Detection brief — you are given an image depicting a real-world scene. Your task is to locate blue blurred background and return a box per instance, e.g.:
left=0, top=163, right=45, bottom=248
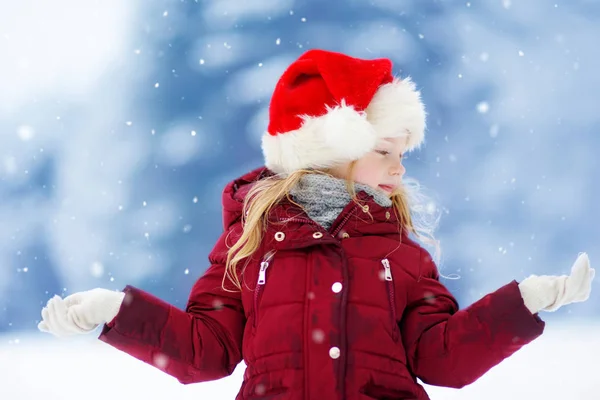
left=1, top=0, right=598, bottom=335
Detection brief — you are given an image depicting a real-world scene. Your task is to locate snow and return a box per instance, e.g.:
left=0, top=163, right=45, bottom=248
left=1, top=323, right=597, bottom=399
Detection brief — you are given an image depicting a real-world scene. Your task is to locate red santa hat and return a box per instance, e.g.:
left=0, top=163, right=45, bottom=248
left=261, top=49, right=426, bottom=174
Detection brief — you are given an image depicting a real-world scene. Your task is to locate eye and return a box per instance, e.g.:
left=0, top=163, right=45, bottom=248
left=375, top=150, right=389, bottom=156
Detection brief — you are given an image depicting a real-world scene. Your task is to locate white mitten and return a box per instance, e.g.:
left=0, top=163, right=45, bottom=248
left=519, top=253, right=595, bottom=314
left=38, top=288, right=125, bottom=337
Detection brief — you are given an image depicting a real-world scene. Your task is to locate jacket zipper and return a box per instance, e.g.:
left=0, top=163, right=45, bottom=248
left=381, top=258, right=399, bottom=341
left=253, top=250, right=275, bottom=329
left=331, top=205, right=358, bottom=237
left=277, top=206, right=358, bottom=400
left=277, top=216, right=319, bottom=226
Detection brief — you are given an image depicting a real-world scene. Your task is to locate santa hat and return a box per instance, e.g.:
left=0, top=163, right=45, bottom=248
left=261, top=49, right=426, bottom=174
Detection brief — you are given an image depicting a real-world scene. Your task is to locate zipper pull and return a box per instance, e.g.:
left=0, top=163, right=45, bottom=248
left=381, top=259, right=392, bottom=281
left=257, top=261, right=268, bottom=285
left=257, top=250, right=275, bottom=285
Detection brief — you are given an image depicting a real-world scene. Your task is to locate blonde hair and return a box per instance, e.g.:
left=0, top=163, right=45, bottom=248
left=222, top=164, right=441, bottom=291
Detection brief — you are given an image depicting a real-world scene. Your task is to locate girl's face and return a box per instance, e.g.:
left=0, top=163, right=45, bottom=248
left=329, top=136, right=408, bottom=196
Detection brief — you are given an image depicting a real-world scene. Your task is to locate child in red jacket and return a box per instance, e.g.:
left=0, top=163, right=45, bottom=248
left=39, top=49, right=594, bottom=400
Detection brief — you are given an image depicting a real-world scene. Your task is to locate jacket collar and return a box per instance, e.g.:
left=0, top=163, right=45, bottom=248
left=265, top=191, right=403, bottom=251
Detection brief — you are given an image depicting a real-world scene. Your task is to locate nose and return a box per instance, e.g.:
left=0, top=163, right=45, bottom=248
left=389, top=160, right=405, bottom=177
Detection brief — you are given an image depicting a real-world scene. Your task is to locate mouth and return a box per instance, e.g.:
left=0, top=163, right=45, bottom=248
left=378, top=184, right=397, bottom=193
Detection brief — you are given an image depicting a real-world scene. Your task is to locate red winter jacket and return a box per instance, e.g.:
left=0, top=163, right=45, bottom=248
left=99, top=167, right=545, bottom=400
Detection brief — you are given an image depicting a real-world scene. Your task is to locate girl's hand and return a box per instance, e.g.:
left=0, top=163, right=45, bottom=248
left=38, top=288, right=125, bottom=337
left=519, top=253, right=595, bottom=314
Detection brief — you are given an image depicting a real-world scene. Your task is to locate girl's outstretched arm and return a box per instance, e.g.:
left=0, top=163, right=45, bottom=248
left=400, top=248, right=545, bottom=389
left=99, top=228, right=245, bottom=384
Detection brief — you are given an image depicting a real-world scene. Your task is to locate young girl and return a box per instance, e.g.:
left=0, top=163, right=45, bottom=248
left=39, top=49, right=594, bottom=400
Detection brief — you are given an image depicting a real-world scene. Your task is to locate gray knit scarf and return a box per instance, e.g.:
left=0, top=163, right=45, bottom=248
left=289, top=174, right=392, bottom=230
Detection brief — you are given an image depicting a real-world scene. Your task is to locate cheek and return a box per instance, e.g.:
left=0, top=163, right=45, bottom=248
left=352, top=160, right=382, bottom=187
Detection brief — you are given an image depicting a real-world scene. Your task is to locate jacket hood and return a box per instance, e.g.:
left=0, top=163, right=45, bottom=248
left=221, top=166, right=273, bottom=230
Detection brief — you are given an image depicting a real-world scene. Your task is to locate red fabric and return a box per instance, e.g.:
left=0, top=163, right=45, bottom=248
left=99, top=167, right=545, bottom=400
left=267, top=49, right=394, bottom=135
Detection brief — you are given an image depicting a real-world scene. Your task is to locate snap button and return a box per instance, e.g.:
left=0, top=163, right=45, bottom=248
left=341, top=232, right=350, bottom=239
left=331, top=282, right=343, bottom=293
left=362, top=205, right=369, bottom=213
left=385, top=211, right=391, bottom=219
left=329, top=346, right=340, bottom=359
left=312, top=232, right=323, bottom=239
left=274, top=232, right=285, bottom=241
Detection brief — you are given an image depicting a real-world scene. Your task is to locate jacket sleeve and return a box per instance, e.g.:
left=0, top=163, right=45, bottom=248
left=400, top=248, right=545, bottom=389
left=98, top=227, right=245, bottom=384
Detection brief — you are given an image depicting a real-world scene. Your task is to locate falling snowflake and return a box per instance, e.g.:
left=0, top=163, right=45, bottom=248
left=17, top=125, right=34, bottom=141
left=312, top=329, right=325, bottom=344
left=153, top=353, right=169, bottom=370
left=91, top=262, right=104, bottom=278
left=255, top=384, right=266, bottom=396
left=212, top=299, right=224, bottom=310
left=477, top=102, right=490, bottom=113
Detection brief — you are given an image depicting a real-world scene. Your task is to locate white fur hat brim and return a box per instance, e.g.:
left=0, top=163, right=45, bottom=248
left=262, top=77, right=426, bottom=174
